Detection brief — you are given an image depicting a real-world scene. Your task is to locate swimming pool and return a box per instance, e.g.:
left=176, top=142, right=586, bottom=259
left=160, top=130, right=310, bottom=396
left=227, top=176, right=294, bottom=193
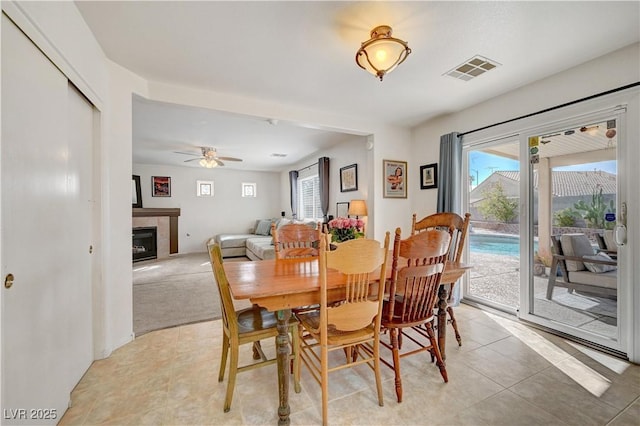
left=469, top=233, right=538, bottom=257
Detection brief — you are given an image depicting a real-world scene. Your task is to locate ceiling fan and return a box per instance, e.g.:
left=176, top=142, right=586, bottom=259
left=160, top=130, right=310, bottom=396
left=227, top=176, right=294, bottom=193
left=176, top=147, right=243, bottom=168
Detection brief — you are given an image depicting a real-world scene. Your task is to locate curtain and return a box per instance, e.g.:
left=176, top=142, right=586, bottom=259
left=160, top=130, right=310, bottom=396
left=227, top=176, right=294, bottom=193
left=289, top=170, right=298, bottom=218
left=436, top=132, right=463, bottom=306
left=437, top=132, right=462, bottom=214
left=318, top=157, right=330, bottom=222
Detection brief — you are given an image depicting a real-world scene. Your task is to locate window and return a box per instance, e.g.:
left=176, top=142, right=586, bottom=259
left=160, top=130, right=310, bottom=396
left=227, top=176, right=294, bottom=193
left=298, top=174, right=322, bottom=220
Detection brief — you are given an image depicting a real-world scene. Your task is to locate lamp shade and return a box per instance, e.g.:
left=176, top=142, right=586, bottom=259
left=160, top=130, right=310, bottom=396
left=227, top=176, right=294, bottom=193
left=356, top=25, right=411, bottom=81
left=348, top=200, right=368, bottom=217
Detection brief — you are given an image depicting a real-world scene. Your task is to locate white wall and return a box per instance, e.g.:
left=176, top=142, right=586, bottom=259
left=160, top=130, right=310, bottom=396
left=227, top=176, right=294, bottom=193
left=134, top=163, right=281, bottom=253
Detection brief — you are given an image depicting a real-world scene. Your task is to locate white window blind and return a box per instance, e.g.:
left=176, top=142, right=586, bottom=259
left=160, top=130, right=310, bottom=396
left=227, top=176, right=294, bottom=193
left=298, top=165, right=322, bottom=220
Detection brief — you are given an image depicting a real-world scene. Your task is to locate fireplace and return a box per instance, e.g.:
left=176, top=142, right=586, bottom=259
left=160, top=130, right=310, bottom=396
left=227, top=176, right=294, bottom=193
left=132, top=227, right=157, bottom=262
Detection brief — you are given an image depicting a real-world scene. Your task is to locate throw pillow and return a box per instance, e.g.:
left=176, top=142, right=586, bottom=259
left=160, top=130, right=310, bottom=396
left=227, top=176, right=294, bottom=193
left=255, top=219, right=272, bottom=236
left=583, top=252, right=617, bottom=273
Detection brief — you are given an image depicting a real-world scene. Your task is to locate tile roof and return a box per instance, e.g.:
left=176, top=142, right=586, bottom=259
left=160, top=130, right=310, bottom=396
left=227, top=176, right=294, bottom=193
left=493, top=170, right=616, bottom=196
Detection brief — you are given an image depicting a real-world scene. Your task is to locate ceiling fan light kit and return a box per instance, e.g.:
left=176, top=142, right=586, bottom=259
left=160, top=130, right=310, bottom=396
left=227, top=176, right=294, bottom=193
left=355, top=25, right=411, bottom=81
left=178, top=147, right=243, bottom=168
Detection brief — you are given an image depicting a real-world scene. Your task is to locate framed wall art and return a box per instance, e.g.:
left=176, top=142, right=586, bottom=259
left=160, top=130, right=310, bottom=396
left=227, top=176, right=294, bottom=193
left=336, top=202, right=349, bottom=218
left=132, top=175, right=143, bottom=208
left=383, top=160, right=407, bottom=198
left=242, top=182, right=257, bottom=197
left=197, top=180, right=214, bottom=197
left=152, top=176, right=171, bottom=197
left=420, top=163, right=438, bottom=190
left=339, top=163, right=358, bottom=192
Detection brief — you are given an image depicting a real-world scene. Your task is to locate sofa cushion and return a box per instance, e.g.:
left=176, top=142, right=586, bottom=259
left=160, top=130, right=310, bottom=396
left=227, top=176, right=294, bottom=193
left=560, top=234, right=595, bottom=271
left=255, top=219, right=273, bottom=236
left=583, top=253, right=617, bottom=273
left=246, top=236, right=275, bottom=260
left=215, top=233, right=256, bottom=249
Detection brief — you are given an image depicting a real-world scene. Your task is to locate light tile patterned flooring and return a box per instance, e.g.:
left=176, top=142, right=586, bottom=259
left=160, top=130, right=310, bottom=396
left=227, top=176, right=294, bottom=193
left=60, top=304, right=639, bottom=425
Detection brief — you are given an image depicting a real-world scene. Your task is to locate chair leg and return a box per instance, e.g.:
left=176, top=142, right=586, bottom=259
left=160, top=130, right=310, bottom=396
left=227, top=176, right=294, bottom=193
left=389, top=328, right=403, bottom=403
left=373, top=337, right=384, bottom=407
left=291, top=325, right=301, bottom=393
left=425, top=322, right=448, bottom=383
left=447, top=306, right=462, bottom=346
left=321, top=342, right=329, bottom=426
left=219, top=333, right=229, bottom=382
left=223, top=341, right=240, bottom=412
left=252, top=341, right=262, bottom=360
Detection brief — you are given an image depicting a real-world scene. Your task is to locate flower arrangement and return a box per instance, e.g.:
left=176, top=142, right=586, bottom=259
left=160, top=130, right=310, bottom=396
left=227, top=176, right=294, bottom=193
left=328, top=217, right=364, bottom=243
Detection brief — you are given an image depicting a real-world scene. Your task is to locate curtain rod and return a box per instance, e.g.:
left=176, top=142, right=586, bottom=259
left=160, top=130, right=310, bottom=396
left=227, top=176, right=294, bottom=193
left=460, top=82, right=639, bottom=137
left=297, top=162, right=318, bottom=173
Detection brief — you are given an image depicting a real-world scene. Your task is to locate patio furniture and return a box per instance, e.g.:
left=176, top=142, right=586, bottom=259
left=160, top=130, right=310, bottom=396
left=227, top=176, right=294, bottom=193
left=595, top=229, right=618, bottom=260
left=546, top=234, right=617, bottom=300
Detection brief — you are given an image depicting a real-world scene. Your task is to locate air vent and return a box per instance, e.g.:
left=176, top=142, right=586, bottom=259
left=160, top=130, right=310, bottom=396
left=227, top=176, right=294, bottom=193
left=444, top=55, right=500, bottom=81
left=270, top=153, right=287, bottom=158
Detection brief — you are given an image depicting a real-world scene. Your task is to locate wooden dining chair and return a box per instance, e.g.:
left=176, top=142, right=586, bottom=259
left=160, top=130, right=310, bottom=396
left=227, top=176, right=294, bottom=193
left=411, top=212, right=471, bottom=346
left=381, top=227, right=451, bottom=403
left=272, top=222, right=321, bottom=259
left=208, top=243, right=301, bottom=412
left=296, top=233, right=390, bottom=426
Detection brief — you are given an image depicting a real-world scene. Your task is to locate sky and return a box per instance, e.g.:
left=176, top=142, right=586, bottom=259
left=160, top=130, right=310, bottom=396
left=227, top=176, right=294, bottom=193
left=468, top=151, right=617, bottom=187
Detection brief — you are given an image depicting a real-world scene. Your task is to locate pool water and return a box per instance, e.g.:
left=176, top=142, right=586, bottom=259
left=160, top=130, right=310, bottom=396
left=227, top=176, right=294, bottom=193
left=469, top=233, right=538, bottom=257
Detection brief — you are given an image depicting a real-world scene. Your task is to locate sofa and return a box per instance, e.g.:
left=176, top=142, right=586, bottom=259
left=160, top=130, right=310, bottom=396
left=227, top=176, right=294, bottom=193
left=209, top=218, right=320, bottom=261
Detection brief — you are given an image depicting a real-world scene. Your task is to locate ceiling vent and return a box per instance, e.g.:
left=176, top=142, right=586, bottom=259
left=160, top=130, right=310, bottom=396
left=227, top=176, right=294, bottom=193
left=444, top=55, right=500, bottom=81
left=270, top=153, right=287, bottom=158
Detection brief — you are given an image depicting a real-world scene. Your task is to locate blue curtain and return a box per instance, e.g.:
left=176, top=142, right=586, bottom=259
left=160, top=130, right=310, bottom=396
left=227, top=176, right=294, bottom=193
left=318, top=157, right=330, bottom=222
left=437, top=132, right=463, bottom=306
left=289, top=170, right=298, bottom=218
left=437, top=132, right=462, bottom=214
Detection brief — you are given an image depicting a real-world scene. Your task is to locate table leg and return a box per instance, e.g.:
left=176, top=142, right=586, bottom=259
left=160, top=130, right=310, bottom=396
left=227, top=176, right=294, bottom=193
left=437, top=284, right=448, bottom=361
left=276, top=309, right=291, bottom=426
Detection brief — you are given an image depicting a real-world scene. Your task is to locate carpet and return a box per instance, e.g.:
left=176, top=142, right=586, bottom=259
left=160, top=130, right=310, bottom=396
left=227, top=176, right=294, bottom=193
left=133, top=252, right=225, bottom=336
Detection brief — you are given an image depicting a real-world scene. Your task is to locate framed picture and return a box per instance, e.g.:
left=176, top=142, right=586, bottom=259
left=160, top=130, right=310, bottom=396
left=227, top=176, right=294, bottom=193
left=132, top=175, right=142, bottom=208
left=242, top=182, right=257, bottom=197
left=420, top=163, right=438, bottom=189
left=336, top=202, right=349, bottom=218
left=383, top=160, right=407, bottom=198
left=197, top=180, right=214, bottom=197
left=339, top=163, right=358, bottom=192
left=152, top=176, right=171, bottom=197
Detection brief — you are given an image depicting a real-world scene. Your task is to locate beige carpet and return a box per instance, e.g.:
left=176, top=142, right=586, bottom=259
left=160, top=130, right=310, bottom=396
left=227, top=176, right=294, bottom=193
left=132, top=252, right=234, bottom=336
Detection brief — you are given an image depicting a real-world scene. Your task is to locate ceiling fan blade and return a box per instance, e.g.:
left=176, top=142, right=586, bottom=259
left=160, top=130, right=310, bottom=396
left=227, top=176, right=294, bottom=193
left=174, top=151, right=200, bottom=157
left=216, top=156, right=243, bottom=162
left=214, top=158, right=225, bottom=167
left=184, top=158, right=201, bottom=162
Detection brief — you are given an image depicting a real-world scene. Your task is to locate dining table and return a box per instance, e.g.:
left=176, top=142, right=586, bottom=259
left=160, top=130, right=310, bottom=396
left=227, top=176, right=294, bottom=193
left=224, top=255, right=471, bottom=425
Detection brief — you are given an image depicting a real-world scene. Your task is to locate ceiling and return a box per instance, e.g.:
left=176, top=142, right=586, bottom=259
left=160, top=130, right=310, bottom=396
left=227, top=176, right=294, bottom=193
left=75, top=1, right=640, bottom=171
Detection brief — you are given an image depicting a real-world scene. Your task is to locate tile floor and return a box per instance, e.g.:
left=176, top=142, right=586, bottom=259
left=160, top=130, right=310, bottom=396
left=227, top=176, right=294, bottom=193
left=59, top=304, right=639, bottom=425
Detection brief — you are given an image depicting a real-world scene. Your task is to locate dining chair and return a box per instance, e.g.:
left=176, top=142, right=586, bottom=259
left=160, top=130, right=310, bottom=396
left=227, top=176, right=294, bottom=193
left=411, top=212, right=471, bottom=346
left=208, top=243, right=301, bottom=412
left=381, top=227, right=451, bottom=403
left=272, top=222, right=321, bottom=259
left=296, top=233, right=390, bottom=426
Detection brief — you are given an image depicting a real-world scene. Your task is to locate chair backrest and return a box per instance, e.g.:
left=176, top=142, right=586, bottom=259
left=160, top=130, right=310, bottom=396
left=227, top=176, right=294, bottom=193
left=319, top=233, right=390, bottom=334
left=272, top=222, right=321, bottom=259
left=411, top=212, right=471, bottom=263
left=208, top=243, right=238, bottom=335
left=385, top=227, right=451, bottom=326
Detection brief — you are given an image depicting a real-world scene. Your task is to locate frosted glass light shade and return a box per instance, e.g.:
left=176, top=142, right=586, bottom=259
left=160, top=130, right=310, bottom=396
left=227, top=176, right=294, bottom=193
left=356, top=25, right=411, bottom=81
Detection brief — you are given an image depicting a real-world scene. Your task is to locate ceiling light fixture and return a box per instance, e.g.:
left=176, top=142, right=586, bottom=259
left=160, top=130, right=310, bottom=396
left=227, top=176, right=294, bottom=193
left=199, top=158, right=218, bottom=168
left=355, top=25, right=411, bottom=81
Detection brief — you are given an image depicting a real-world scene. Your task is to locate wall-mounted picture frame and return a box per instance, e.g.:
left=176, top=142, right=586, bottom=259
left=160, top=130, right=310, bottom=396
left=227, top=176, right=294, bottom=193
left=420, top=163, right=438, bottom=190
left=152, top=176, right=171, bottom=197
left=132, top=175, right=143, bottom=208
left=340, top=163, right=358, bottom=192
left=336, top=202, right=350, bottom=218
left=197, top=180, right=214, bottom=197
left=383, top=159, right=407, bottom=198
left=242, top=182, right=257, bottom=197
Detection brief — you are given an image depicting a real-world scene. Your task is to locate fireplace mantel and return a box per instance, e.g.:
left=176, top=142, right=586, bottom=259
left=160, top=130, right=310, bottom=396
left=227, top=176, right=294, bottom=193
left=132, top=208, right=181, bottom=256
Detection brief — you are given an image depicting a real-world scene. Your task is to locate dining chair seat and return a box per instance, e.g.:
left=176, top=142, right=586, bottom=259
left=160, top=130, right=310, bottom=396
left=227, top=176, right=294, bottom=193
left=235, top=306, right=298, bottom=335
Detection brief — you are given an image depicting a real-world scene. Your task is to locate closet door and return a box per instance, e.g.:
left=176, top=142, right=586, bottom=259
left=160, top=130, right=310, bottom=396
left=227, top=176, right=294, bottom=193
left=1, top=14, right=94, bottom=423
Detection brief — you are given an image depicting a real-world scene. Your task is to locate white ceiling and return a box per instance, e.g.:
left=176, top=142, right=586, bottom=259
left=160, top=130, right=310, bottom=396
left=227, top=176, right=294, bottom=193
left=75, top=1, right=640, bottom=171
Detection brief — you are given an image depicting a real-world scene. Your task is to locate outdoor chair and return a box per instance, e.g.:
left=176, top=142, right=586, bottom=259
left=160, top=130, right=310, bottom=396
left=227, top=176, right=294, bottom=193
left=411, top=212, right=471, bottom=346
left=208, top=243, right=301, bottom=412
left=595, top=229, right=618, bottom=260
left=378, top=227, right=450, bottom=403
left=546, top=234, right=617, bottom=300
left=296, top=233, right=390, bottom=426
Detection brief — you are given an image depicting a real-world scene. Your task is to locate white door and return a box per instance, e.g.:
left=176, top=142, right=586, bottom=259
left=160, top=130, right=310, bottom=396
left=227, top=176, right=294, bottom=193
left=1, top=14, right=94, bottom=424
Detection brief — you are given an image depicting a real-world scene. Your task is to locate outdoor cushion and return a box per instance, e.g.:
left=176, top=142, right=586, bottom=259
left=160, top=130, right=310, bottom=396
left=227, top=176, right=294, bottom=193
left=567, top=269, right=617, bottom=289
left=583, top=252, right=617, bottom=273
left=603, top=230, right=618, bottom=253
left=560, top=234, right=595, bottom=271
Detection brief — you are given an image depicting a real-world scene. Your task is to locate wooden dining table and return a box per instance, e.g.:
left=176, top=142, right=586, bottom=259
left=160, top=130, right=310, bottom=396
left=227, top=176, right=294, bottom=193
left=224, top=256, right=471, bottom=425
